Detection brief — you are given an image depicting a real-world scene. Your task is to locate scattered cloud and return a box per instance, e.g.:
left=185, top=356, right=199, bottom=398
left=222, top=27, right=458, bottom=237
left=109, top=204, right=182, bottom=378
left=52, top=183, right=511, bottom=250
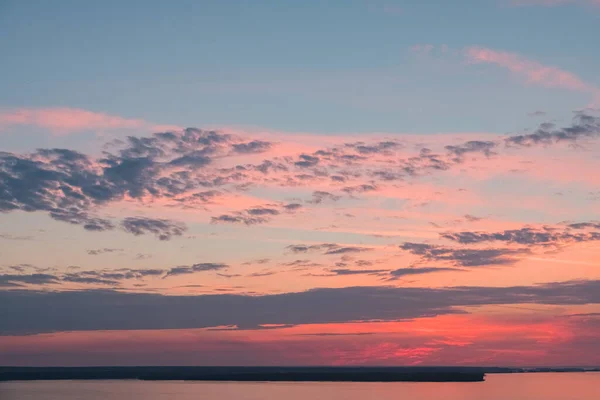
left=211, top=203, right=302, bottom=225
left=121, top=217, right=187, bottom=241
left=286, top=243, right=373, bottom=256
left=442, top=225, right=600, bottom=246
left=309, top=191, right=341, bottom=204
left=328, top=268, right=390, bottom=276
left=389, top=267, right=463, bottom=278
left=242, top=258, right=271, bottom=266
left=400, top=242, right=529, bottom=267
left=86, top=248, right=123, bottom=256
left=0, top=273, right=58, bottom=287
left=164, top=263, right=229, bottom=278
left=231, top=140, right=272, bottom=154
left=247, top=270, right=278, bottom=277
left=0, top=114, right=599, bottom=240
left=505, top=112, right=600, bottom=146
left=445, top=141, right=497, bottom=160
left=0, top=262, right=226, bottom=288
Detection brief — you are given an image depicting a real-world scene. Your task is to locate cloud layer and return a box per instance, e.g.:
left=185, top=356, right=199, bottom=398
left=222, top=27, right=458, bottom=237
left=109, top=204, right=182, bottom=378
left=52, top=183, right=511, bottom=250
left=1, top=113, right=599, bottom=242
left=1, top=280, right=598, bottom=334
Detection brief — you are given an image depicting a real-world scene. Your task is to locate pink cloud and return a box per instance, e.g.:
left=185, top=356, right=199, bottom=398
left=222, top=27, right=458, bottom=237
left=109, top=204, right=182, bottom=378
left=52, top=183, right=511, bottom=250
left=1, top=313, right=598, bottom=366
left=0, top=107, right=178, bottom=135
left=465, top=47, right=600, bottom=103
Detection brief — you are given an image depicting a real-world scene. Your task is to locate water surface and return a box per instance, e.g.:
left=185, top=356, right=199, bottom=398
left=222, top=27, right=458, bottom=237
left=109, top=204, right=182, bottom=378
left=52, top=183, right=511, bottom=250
left=0, top=372, right=598, bottom=400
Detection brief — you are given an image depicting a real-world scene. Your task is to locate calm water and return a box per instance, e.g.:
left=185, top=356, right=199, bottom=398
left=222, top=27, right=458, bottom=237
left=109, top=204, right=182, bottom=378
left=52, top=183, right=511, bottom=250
left=0, top=372, right=598, bottom=400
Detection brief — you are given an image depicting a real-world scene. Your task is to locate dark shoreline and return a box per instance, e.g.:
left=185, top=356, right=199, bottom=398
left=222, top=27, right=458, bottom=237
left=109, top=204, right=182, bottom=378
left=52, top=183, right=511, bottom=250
left=0, top=367, right=487, bottom=382
left=2, top=366, right=598, bottom=383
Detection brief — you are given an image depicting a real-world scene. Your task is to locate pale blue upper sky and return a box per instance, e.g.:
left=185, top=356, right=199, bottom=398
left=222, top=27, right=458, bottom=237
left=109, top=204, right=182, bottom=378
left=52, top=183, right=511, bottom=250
left=1, top=0, right=599, bottom=142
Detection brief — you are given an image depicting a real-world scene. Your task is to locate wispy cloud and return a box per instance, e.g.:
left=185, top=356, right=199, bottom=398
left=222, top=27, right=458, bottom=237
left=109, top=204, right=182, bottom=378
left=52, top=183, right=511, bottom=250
left=0, top=107, right=177, bottom=135
left=464, top=47, right=600, bottom=104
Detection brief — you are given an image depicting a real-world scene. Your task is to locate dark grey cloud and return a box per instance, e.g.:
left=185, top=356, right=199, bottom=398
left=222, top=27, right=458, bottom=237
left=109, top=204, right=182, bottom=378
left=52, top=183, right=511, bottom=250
left=309, top=191, right=341, bottom=204
left=171, top=190, right=222, bottom=206
left=370, top=170, right=404, bottom=181
left=164, top=263, right=228, bottom=278
left=400, top=242, right=529, bottom=267
left=294, top=154, right=320, bottom=168
left=389, top=267, right=462, bottom=278
left=283, top=203, right=303, bottom=212
left=242, top=258, right=271, bottom=266
left=342, top=184, right=378, bottom=195
left=62, top=268, right=165, bottom=285
left=326, top=246, right=372, bottom=255
left=86, top=248, right=123, bottom=256
left=49, top=210, right=115, bottom=232
left=133, top=269, right=164, bottom=277
left=247, top=271, right=277, bottom=277
left=0, top=281, right=22, bottom=288
left=207, top=323, right=295, bottom=332
left=330, top=175, right=346, bottom=182
left=252, top=160, right=288, bottom=175
left=329, top=269, right=389, bottom=276
left=1, top=267, right=167, bottom=288
left=286, top=243, right=372, bottom=255
left=346, top=140, right=402, bottom=155
left=121, top=217, right=187, bottom=241
left=246, top=207, right=280, bottom=216
left=0, top=274, right=58, bottom=287
left=61, top=274, right=118, bottom=286
left=211, top=203, right=301, bottom=225
left=7, top=265, right=28, bottom=273
left=211, top=213, right=268, bottom=225
left=1, top=280, right=598, bottom=334
left=231, top=140, right=272, bottom=154
left=0, top=129, right=271, bottom=237
left=505, top=112, right=600, bottom=147
left=445, top=140, right=497, bottom=159
left=568, top=222, right=600, bottom=230
left=441, top=226, right=600, bottom=246
left=279, top=259, right=323, bottom=268
left=403, top=148, right=451, bottom=176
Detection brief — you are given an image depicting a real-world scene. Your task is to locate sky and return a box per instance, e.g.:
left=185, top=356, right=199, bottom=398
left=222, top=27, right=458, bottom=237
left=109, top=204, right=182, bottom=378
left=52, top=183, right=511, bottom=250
left=0, top=0, right=599, bottom=367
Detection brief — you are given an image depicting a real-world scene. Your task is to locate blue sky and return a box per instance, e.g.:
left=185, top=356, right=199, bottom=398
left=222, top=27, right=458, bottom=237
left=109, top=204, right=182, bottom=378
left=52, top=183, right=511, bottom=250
left=2, top=0, right=599, bottom=139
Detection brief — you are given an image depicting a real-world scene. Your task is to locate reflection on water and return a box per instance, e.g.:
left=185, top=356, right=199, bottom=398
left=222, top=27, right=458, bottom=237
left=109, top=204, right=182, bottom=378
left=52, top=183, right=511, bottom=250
left=0, top=372, right=598, bottom=400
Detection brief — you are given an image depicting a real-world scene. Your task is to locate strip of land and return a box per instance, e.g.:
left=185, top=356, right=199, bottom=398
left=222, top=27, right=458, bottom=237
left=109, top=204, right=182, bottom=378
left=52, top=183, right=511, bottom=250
left=2, top=366, right=597, bottom=382
left=0, top=366, right=489, bottom=382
